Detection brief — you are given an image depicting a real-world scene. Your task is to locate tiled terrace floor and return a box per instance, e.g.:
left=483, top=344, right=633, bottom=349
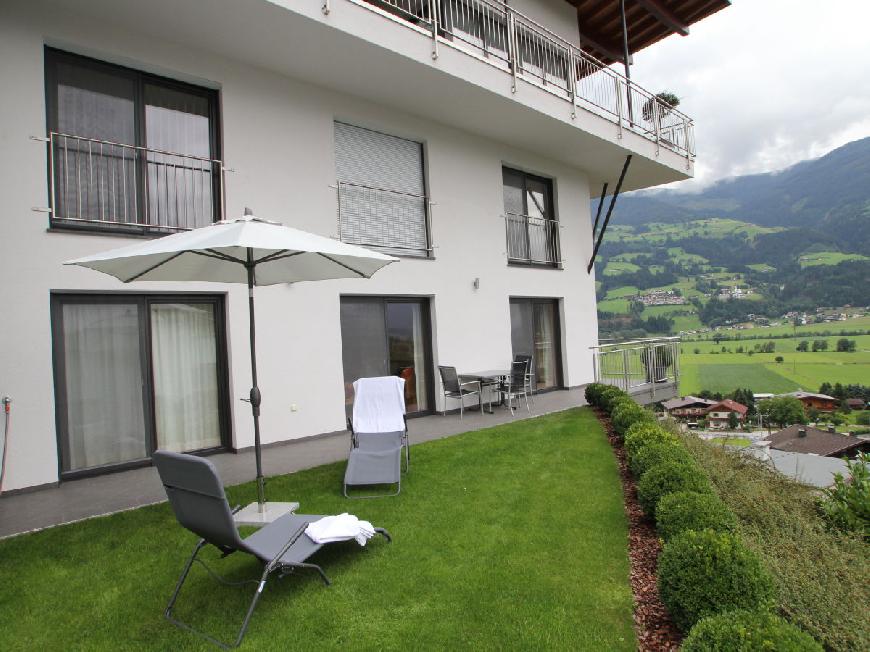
left=0, top=388, right=586, bottom=538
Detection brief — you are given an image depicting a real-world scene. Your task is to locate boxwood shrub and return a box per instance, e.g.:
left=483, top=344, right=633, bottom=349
left=637, top=459, right=711, bottom=518
left=623, top=423, right=676, bottom=463
left=629, top=439, right=692, bottom=478
left=658, top=530, right=775, bottom=632
left=584, top=383, right=607, bottom=406
left=656, top=490, right=736, bottom=541
left=599, top=386, right=630, bottom=413
left=683, top=609, right=822, bottom=652
left=611, top=401, right=655, bottom=436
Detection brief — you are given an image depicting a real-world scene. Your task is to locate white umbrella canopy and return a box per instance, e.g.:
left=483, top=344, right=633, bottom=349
left=65, top=212, right=397, bottom=284
left=65, top=210, right=398, bottom=523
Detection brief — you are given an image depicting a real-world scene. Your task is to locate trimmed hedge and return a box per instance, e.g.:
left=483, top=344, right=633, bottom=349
left=656, top=490, right=736, bottom=541
left=629, top=439, right=692, bottom=478
left=611, top=401, right=655, bottom=436
left=584, top=383, right=607, bottom=406
left=599, top=386, right=630, bottom=412
left=683, top=609, right=823, bottom=651
left=624, top=423, right=676, bottom=462
left=658, top=530, right=775, bottom=632
left=637, top=460, right=711, bottom=518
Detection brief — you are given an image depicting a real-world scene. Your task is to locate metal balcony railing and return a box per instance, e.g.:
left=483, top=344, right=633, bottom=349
left=345, top=0, right=695, bottom=161
left=46, top=132, right=225, bottom=232
left=592, top=337, right=681, bottom=401
left=504, top=213, right=561, bottom=266
left=335, top=180, right=433, bottom=257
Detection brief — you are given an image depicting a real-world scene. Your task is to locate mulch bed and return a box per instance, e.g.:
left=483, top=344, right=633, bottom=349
left=594, top=408, right=682, bottom=651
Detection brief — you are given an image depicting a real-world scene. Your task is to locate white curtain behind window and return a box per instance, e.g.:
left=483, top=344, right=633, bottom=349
left=411, top=304, right=428, bottom=411
left=62, top=303, right=147, bottom=471
left=150, top=303, right=220, bottom=452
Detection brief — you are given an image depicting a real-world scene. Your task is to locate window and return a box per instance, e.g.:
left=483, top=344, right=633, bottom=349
left=45, top=48, right=221, bottom=233
left=510, top=298, right=562, bottom=391
left=334, top=122, right=431, bottom=257
left=502, top=167, right=560, bottom=266
left=339, top=297, right=433, bottom=415
left=51, top=294, right=229, bottom=477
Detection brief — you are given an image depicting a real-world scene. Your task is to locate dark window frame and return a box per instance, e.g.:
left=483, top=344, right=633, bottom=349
left=502, top=166, right=561, bottom=268
left=339, top=295, right=435, bottom=418
left=50, top=292, right=232, bottom=481
left=44, top=47, right=222, bottom=235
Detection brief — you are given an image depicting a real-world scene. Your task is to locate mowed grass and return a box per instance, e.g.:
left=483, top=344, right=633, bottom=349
left=0, top=409, right=635, bottom=651
left=798, top=251, right=869, bottom=267
left=679, top=348, right=870, bottom=394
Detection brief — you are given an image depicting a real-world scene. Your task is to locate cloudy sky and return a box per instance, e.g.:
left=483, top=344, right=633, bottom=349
left=629, top=0, right=870, bottom=191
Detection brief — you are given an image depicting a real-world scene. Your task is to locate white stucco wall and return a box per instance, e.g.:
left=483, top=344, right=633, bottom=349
left=0, top=0, right=600, bottom=492
left=510, top=0, right=582, bottom=48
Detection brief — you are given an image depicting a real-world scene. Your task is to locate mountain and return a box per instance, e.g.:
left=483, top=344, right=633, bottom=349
left=613, top=137, right=870, bottom=252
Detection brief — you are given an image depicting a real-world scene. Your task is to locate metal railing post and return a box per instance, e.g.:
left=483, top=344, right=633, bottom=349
left=684, top=117, right=692, bottom=167
left=653, top=98, right=661, bottom=156
left=508, top=9, right=517, bottom=92
left=614, top=76, right=624, bottom=139
left=48, top=133, right=57, bottom=220
left=622, top=349, right=629, bottom=391
left=568, top=50, right=577, bottom=119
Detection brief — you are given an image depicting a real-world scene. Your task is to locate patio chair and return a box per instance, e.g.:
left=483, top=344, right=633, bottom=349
left=153, top=450, right=391, bottom=649
left=438, top=365, right=482, bottom=418
left=344, top=376, right=408, bottom=498
left=513, top=354, right=535, bottom=402
left=500, top=359, right=531, bottom=415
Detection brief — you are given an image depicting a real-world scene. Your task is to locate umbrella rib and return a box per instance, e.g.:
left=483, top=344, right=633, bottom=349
left=201, top=249, right=246, bottom=265
left=318, top=253, right=367, bottom=277
left=124, top=251, right=186, bottom=282
left=253, top=250, right=300, bottom=265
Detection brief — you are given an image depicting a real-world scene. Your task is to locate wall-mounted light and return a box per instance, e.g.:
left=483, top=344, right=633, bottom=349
left=472, top=277, right=480, bottom=290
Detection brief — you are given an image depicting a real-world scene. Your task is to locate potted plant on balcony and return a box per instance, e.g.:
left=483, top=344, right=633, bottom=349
left=642, top=91, right=680, bottom=123
left=642, top=345, right=674, bottom=383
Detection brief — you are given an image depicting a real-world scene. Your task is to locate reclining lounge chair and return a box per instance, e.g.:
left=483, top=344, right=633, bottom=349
left=153, top=450, right=391, bottom=648
left=344, top=376, right=408, bottom=498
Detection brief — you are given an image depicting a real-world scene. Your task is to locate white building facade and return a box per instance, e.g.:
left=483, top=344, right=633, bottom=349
left=0, top=0, right=699, bottom=492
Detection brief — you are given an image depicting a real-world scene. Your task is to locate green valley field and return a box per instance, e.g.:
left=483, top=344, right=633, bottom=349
left=678, top=334, right=870, bottom=394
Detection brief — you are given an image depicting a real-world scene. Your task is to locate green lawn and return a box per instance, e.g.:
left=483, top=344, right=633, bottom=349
left=679, top=347, right=870, bottom=395
left=603, top=261, right=640, bottom=276
left=0, top=409, right=635, bottom=651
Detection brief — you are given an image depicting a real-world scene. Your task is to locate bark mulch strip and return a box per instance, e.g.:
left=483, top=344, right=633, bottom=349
left=595, top=408, right=682, bottom=652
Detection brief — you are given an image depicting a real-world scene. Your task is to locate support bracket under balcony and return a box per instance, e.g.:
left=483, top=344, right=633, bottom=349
left=587, top=155, right=632, bottom=274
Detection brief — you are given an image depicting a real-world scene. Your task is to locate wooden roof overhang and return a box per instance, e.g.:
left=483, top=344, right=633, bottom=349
left=565, top=0, right=731, bottom=64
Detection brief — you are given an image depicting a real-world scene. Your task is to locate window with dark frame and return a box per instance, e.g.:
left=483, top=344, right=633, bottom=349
left=44, top=48, right=221, bottom=234
left=50, top=294, right=231, bottom=478
left=502, top=167, right=560, bottom=266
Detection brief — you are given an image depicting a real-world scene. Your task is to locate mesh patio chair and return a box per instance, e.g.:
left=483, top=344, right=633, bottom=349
left=500, top=359, right=531, bottom=415
left=438, top=365, right=482, bottom=418
left=153, top=450, right=391, bottom=649
left=344, top=376, right=408, bottom=498
left=513, top=354, right=535, bottom=402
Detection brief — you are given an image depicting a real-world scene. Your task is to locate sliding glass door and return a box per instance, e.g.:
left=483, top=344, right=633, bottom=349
left=52, top=294, right=228, bottom=477
left=509, top=298, right=562, bottom=391
left=340, top=297, right=433, bottom=415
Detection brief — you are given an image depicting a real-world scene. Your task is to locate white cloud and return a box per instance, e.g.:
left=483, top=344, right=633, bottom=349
left=626, top=0, right=870, bottom=191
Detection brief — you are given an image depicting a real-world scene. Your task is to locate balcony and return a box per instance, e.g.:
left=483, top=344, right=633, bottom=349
left=504, top=213, right=561, bottom=266
left=44, top=132, right=225, bottom=234
left=591, top=337, right=681, bottom=404
left=347, top=0, right=695, bottom=160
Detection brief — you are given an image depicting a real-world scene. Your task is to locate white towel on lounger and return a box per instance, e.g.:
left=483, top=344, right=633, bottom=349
left=305, top=513, right=376, bottom=546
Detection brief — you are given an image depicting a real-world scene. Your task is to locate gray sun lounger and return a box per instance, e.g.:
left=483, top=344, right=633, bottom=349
left=153, top=450, right=391, bottom=649
left=344, top=376, right=409, bottom=498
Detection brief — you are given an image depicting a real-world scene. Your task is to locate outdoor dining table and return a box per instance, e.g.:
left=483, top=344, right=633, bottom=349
left=459, top=369, right=510, bottom=414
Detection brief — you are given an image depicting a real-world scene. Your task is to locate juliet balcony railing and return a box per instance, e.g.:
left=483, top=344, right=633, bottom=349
left=44, top=132, right=225, bottom=233
left=504, top=213, right=561, bottom=266
left=592, top=337, right=681, bottom=403
left=337, top=0, right=695, bottom=161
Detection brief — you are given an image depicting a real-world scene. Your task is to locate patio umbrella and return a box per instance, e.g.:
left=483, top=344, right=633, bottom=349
left=65, top=209, right=397, bottom=523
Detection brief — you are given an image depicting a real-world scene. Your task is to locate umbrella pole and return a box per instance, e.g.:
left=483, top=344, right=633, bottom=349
left=246, top=250, right=266, bottom=509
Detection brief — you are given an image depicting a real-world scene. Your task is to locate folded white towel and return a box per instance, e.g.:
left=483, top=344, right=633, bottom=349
left=305, top=513, right=376, bottom=546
